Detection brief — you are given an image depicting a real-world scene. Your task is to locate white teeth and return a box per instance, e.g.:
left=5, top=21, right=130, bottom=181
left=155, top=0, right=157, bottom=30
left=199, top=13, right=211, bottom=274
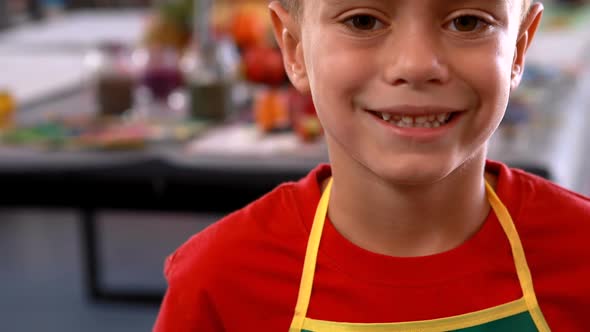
left=402, top=116, right=413, bottom=124
left=415, top=116, right=428, bottom=124
left=377, top=112, right=454, bottom=128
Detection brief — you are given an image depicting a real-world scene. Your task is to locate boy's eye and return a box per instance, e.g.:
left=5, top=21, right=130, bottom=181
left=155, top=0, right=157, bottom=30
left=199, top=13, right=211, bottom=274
left=344, top=15, right=385, bottom=31
left=450, top=15, right=487, bottom=32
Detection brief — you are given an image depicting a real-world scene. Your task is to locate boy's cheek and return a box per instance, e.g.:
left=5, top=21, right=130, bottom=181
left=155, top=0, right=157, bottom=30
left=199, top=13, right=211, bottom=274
left=465, top=59, right=512, bottom=132
left=306, top=41, right=376, bottom=100
left=457, top=40, right=514, bottom=91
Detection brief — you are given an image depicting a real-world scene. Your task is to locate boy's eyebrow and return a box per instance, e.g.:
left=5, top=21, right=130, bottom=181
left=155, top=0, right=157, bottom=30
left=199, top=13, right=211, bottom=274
left=454, top=0, right=514, bottom=9
left=321, top=0, right=356, bottom=6
left=320, top=0, right=515, bottom=9
left=318, top=0, right=518, bottom=20
left=428, top=0, right=516, bottom=13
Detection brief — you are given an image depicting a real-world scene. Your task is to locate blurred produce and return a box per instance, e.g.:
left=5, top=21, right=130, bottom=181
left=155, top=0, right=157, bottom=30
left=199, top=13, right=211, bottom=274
left=144, top=0, right=283, bottom=81
left=138, top=47, right=185, bottom=101
left=253, top=87, right=322, bottom=141
left=0, top=90, right=16, bottom=131
left=143, top=1, right=193, bottom=52
left=229, top=4, right=269, bottom=50
left=254, top=88, right=289, bottom=132
left=288, top=90, right=323, bottom=142
left=0, top=114, right=207, bottom=151
left=242, top=46, right=286, bottom=85
left=92, top=0, right=320, bottom=143
left=142, top=0, right=271, bottom=52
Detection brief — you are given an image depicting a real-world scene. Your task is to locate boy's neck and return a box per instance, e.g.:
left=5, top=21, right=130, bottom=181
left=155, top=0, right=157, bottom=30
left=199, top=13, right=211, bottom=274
left=324, top=149, right=494, bottom=258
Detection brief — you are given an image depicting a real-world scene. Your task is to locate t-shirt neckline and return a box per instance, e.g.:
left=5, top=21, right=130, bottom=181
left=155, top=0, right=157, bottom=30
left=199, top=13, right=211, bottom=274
left=296, top=161, right=521, bottom=286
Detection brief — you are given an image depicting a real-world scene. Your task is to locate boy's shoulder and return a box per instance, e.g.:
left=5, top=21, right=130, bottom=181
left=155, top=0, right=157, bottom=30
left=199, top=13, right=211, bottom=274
left=492, top=159, right=590, bottom=267
left=494, top=159, right=590, bottom=233
left=502, top=161, right=590, bottom=221
left=494, top=163, right=590, bottom=320
left=163, top=164, right=329, bottom=284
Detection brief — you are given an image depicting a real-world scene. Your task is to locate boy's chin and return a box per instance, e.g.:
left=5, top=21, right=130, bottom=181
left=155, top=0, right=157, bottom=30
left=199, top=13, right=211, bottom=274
left=368, top=159, right=459, bottom=187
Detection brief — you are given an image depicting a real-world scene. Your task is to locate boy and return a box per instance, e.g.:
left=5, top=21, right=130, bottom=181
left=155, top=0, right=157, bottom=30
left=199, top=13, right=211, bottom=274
left=154, top=0, right=590, bottom=331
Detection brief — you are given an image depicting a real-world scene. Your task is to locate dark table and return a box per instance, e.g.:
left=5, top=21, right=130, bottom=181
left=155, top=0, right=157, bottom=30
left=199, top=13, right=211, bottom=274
left=1, top=87, right=329, bottom=303
left=0, top=140, right=329, bottom=303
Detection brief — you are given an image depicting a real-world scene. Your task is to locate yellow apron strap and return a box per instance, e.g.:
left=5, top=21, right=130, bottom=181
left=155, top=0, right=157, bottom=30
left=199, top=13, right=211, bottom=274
left=290, top=178, right=549, bottom=332
left=289, top=178, right=334, bottom=331
left=485, top=181, right=551, bottom=332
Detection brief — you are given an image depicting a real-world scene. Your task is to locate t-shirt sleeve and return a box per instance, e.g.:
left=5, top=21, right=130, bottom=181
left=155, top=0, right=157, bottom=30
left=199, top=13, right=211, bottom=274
left=152, top=250, right=224, bottom=332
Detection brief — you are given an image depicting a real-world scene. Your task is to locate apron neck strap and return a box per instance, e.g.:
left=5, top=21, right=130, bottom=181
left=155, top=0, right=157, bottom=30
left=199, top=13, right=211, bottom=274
left=290, top=177, right=333, bottom=331
left=484, top=181, right=550, bottom=330
left=290, top=177, right=550, bottom=331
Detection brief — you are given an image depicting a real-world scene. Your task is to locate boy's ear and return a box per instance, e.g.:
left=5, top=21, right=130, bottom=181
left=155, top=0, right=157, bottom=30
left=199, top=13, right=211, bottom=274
left=268, top=1, right=310, bottom=93
left=511, top=3, right=544, bottom=91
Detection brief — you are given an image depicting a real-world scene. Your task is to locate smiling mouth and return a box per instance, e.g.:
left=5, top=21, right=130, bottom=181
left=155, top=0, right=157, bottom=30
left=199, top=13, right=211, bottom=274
left=367, top=110, right=460, bottom=128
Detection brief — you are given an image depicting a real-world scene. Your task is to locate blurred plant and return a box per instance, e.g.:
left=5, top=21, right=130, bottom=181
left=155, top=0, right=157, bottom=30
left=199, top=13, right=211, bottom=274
left=143, top=0, right=194, bottom=52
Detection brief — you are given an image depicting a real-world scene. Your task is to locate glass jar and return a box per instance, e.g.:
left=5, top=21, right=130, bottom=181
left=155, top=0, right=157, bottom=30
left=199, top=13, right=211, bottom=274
left=85, top=42, right=136, bottom=117
left=182, top=37, right=239, bottom=122
left=180, top=0, right=240, bottom=122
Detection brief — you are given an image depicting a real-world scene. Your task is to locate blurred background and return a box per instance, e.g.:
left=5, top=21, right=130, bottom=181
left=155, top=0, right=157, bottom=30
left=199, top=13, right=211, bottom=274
left=0, top=0, right=589, bottom=331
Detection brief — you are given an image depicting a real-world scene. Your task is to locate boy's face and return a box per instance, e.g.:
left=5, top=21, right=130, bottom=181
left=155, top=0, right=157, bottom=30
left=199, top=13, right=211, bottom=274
left=271, top=0, right=543, bottom=184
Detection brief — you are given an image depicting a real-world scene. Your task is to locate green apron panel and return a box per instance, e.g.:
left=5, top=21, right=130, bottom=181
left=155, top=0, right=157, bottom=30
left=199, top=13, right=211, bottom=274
left=455, top=311, right=538, bottom=332
left=301, top=311, right=537, bottom=332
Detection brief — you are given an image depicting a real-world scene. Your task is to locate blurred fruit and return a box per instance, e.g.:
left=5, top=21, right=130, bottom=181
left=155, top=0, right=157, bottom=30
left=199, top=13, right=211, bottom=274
left=287, top=89, right=323, bottom=142
left=288, top=89, right=317, bottom=115
left=294, top=115, right=323, bottom=142
left=0, top=90, right=15, bottom=130
left=230, top=7, right=268, bottom=49
left=243, top=47, right=286, bottom=85
left=211, top=2, right=235, bottom=35
left=254, top=88, right=289, bottom=132
left=142, top=13, right=191, bottom=52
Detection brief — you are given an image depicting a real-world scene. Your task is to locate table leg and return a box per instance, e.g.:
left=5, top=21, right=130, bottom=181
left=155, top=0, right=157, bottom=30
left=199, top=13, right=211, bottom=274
left=79, top=207, right=164, bottom=304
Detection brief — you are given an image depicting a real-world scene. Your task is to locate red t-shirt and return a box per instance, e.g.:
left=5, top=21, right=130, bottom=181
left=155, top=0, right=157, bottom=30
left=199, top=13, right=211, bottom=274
left=153, top=160, right=590, bottom=331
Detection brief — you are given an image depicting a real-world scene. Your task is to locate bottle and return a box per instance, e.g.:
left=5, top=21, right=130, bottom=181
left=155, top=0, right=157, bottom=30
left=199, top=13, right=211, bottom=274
left=182, top=0, right=238, bottom=122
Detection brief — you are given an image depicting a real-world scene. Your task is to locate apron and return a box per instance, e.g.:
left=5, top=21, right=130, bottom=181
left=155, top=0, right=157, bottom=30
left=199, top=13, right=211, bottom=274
left=289, top=178, right=551, bottom=332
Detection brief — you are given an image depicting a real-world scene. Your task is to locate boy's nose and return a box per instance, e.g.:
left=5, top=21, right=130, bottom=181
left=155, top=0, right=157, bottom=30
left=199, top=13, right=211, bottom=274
left=382, top=34, right=450, bottom=88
